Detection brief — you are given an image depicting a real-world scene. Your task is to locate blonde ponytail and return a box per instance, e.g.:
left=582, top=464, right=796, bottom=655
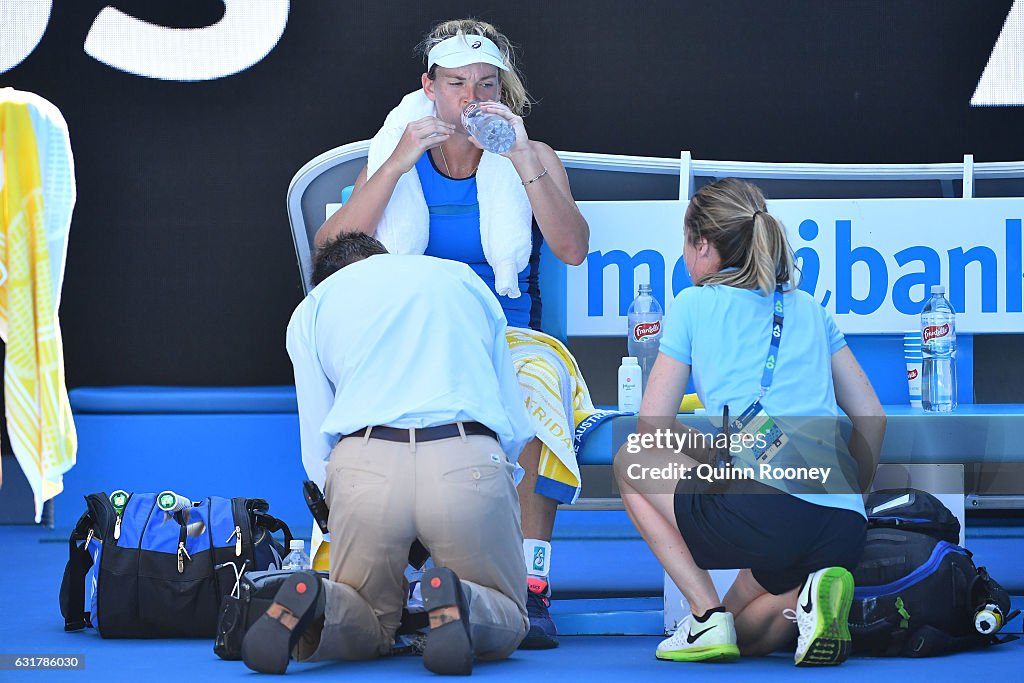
left=685, top=179, right=797, bottom=293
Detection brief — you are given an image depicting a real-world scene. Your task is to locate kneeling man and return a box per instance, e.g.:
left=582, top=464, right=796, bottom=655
left=243, top=232, right=532, bottom=675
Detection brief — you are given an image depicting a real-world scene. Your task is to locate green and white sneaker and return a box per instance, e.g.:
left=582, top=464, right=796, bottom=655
left=656, top=609, right=739, bottom=662
left=794, top=567, right=854, bottom=666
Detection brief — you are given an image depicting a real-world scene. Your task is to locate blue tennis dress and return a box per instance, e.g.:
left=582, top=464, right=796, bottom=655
left=415, top=152, right=542, bottom=329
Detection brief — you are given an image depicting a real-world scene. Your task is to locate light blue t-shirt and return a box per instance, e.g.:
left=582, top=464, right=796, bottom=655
left=660, top=283, right=865, bottom=517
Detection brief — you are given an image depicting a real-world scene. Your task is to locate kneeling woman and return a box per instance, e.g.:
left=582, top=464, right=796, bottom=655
left=614, top=179, right=885, bottom=666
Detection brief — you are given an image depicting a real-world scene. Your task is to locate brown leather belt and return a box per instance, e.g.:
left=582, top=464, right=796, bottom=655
left=344, top=422, right=496, bottom=444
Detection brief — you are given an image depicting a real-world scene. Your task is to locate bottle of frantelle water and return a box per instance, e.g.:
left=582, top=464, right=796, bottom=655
left=627, top=283, right=663, bottom=393
left=461, top=102, right=515, bottom=154
left=281, top=539, right=311, bottom=571
left=921, top=285, right=957, bottom=412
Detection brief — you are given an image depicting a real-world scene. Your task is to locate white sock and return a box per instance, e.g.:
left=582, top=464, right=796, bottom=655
left=523, top=539, right=551, bottom=577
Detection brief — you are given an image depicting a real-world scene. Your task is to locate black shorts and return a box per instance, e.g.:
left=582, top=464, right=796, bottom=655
left=673, top=477, right=867, bottom=595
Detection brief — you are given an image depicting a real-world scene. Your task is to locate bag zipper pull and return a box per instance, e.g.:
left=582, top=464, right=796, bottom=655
left=177, top=541, right=192, bottom=574
left=177, top=522, right=191, bottom=574
left=110, top=490, right=130, bottom=541
left=226, top=525, right=242, bottom=556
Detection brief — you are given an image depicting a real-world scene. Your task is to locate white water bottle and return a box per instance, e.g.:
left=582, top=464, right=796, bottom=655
left=921, top=285, right=957, bottom=412
left=627, top=283, right=663, bottom=392
left=461, top=102, right=515, bottom=154
left=281, top=539, right=311, bottom=571
left=618, top=357, right=643, bottom=413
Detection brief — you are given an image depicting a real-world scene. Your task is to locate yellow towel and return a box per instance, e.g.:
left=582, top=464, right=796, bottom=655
left=506, top=328, right=589, bottom=504
left=507, top=329, right=703, bottom=504
left=0, top=90, right=77, bottom=521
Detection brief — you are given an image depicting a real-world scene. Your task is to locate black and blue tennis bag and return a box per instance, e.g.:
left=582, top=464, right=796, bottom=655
left=849, top=488, right=1018, bottom=656
left=60, top=492, right=292, bottom=638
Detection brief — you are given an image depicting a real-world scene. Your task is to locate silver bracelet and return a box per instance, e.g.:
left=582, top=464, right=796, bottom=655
left=521, top=168, right=549, bottom=186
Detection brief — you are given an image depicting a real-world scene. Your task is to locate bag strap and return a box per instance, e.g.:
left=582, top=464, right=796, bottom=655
left=254, top=511, right=293, bottom=548
left=903, top=624, right=991, bottom=657
left=59, top=510, right=96, bottom=631
left=882, top=627, right=909, bottom=656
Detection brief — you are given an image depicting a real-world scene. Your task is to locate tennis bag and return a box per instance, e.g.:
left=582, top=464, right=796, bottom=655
left=849, top=488, right=1017, bottom=656
left=60, top=492, right=292, bottom=638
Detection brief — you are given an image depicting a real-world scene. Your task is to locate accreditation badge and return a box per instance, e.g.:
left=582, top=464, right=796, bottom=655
left=730, top=400, right=788, bottom=465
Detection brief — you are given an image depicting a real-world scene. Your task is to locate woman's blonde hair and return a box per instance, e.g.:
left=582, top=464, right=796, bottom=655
left=684, top=178, right=798, bottom=293
left=416, top=18, right=532, bottom=117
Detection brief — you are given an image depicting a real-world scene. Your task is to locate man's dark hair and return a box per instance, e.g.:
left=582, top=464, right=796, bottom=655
left=312, top=232, right=389, bottom=285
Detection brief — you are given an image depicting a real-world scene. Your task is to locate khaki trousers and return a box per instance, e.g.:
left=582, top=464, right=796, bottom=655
left=297, top=426, right=528, bottom=662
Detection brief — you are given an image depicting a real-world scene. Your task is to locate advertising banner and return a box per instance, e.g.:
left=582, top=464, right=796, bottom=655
left=572, top=198, right=1024, bottom=335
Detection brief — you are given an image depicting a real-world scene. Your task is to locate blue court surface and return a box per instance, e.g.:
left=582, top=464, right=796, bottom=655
left=4, top=524, right=1021, bottom=681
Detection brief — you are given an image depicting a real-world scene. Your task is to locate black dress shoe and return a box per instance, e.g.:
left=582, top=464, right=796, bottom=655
left=421, top=567, right=473, bottom=675
left=241, top=571, right=325, bottom=674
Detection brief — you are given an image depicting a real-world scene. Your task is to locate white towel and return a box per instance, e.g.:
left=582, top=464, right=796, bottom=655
left=366, top=90, right=533, bottom=297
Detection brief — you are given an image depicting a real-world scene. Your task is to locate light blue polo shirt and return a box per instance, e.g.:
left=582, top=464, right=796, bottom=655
left=660, top=283, right=865, bottom=517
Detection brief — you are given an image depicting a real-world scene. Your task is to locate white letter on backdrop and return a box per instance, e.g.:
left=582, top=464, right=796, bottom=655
left=83, top=0, right=290, bottom=82
left=0, top=0, right=52, bottom=74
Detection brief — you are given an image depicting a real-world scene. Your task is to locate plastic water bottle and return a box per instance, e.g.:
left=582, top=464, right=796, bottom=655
left=461, top=102, right=515, bottom=154
left=921, top=285, right=957, bottom=412
left=282, top=540, right=311, bottom=571
left=627, top=283, right=663, bottom=392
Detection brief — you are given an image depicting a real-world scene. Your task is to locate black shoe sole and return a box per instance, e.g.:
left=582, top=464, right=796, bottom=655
left=421, top=567, right=473, bottom=676
left=241, top=571, right=323, bottom=675
left=519, top=626, right=559, bottom=650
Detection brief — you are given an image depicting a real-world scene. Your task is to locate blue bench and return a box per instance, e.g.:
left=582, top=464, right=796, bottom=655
left=65, top=383, right=999, bottom=527
left=62, top=386, right=307, bottom=528
left=63, top=385, right=1024, bottom=586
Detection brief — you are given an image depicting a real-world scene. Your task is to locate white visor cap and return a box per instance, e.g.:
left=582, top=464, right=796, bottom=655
left=427, top=34, right=509, bottom=72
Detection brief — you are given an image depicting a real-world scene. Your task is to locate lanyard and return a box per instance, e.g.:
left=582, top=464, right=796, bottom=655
left=758, top=287, right=784, bottom=400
